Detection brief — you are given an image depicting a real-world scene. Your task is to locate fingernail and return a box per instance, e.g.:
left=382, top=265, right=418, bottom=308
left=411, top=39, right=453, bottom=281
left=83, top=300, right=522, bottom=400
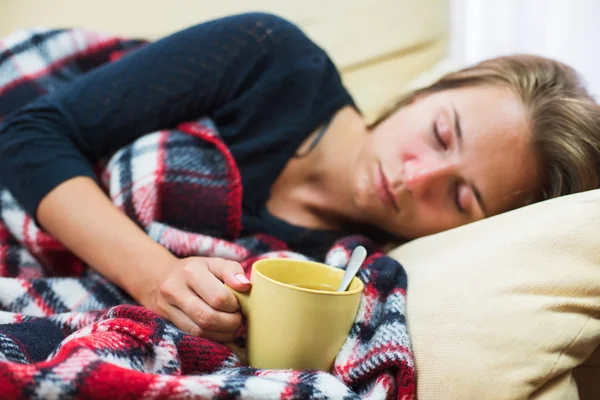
left=235, top=273, right=250, bottom=284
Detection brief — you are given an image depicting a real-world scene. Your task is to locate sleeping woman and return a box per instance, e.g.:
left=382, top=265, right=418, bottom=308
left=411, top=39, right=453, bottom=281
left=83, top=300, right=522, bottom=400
left=0, top=12, right=599, bottom=341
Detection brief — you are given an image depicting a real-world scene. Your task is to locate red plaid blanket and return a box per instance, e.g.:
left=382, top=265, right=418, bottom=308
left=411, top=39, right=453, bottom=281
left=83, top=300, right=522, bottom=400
left=0, top=28, right=415, bottom=399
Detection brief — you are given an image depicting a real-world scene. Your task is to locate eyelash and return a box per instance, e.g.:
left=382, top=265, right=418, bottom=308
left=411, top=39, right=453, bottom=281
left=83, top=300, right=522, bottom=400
left=434, top=119, right=466, bottom=215
left=454, top=181, right=466, bottom=214
left=433, top=121, right=448, bottom=150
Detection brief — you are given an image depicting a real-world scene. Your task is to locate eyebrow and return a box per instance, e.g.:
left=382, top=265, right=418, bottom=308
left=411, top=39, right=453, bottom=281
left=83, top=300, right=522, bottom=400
left=452, top=105, right=488, bottom=216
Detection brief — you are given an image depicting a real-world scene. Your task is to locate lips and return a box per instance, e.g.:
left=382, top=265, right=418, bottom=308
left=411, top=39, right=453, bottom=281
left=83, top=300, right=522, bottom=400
left=376, top=162, right=399, bottom=212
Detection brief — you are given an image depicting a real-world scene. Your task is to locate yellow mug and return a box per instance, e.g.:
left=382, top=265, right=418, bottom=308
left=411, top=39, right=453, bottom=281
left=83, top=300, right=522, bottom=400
left=229, top=258, right=364, bottom=371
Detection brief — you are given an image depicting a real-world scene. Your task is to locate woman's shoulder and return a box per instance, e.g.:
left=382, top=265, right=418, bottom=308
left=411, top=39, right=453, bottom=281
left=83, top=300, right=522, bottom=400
left=210, top=12, right=332, bottom=67
left=218, top=12, right=312, bottom=43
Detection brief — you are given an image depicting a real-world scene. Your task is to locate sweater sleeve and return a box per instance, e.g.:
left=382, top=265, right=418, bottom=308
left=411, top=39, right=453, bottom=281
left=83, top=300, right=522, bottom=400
left=0, top=12, right=315, bottom=217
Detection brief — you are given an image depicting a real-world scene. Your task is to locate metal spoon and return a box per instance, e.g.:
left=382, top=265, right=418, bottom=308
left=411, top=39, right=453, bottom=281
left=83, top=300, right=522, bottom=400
left=336, top=246, right=367, bottom=292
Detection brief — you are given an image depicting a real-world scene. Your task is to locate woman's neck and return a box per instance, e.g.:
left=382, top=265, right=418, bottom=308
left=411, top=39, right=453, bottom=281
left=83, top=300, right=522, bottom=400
left=287, top=106, right=368, bottom=227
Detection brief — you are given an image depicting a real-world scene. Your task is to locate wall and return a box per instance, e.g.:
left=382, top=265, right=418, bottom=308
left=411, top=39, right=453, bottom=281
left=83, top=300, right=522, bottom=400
left=451, top=0, right=600, bottom=99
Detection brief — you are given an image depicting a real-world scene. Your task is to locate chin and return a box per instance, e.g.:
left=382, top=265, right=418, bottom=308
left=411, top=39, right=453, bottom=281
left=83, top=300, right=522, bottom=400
left=353, top=192, right=383, bottom=222
left=352, top=172, right=369, bottom=204
left=351, top=165, right=383, bottom=216
left=351, top=192, right=369, bottom=214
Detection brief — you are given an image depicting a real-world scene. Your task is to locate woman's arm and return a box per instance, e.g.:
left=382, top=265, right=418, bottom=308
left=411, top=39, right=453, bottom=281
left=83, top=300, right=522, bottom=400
left=38, top=177, right=175, bottom=300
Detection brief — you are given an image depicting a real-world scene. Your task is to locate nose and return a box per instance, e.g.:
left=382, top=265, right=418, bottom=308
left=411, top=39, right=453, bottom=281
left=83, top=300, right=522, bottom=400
left=403, top=157, right=459, bottom=199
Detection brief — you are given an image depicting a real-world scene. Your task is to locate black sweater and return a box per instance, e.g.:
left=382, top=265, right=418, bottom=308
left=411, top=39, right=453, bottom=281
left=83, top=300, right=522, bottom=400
left=0, top=13, right=357, bottom=257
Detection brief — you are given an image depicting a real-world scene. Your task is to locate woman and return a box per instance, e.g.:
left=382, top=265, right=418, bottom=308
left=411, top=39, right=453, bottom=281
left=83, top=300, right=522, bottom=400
left=0, top=13, right=598, bottom=341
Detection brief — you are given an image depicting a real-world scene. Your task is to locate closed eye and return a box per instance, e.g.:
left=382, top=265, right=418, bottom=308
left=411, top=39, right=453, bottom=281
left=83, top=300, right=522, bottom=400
left=454, top=181, right=466, bottom=214
left=433, top=120, right=448, bottom=150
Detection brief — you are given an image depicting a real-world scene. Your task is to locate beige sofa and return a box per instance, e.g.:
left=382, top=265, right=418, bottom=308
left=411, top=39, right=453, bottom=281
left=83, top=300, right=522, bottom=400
left=1, top=1, right=598, bottom=398
left=0, top=0, right=449, bottom=123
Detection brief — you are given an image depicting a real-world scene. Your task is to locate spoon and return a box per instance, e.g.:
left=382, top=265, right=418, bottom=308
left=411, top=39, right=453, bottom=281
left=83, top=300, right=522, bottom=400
left=336, top=245, right=367, bottom=292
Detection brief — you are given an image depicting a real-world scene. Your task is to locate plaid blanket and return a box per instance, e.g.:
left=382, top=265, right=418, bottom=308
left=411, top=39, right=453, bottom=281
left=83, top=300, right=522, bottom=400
left=0, top=28, right=415, bottom=399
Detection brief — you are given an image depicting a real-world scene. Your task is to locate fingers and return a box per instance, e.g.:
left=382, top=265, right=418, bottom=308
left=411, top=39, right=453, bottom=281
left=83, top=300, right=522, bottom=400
left=160, top=270, right=242, bottom=332
left=179, top=289, right=242, bottom=333
left=153, top=257, right=250, bottom=342
left=166, top=305, right=236, bottom=343
left=183, top=259, right=241, bottom=313
left=206, top=258, right=252, bottom=293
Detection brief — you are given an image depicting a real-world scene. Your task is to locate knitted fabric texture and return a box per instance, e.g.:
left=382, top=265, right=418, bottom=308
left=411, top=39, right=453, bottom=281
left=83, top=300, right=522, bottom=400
left=0, top=28, right=414, bottom=399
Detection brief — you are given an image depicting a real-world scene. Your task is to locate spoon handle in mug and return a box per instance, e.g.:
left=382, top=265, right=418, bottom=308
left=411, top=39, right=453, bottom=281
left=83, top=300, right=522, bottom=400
left=336, top=246, right=367, bottom=292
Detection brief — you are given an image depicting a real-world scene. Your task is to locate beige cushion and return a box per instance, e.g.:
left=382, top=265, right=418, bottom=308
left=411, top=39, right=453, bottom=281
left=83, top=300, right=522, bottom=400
left=388, top=188, right=600, bottom=399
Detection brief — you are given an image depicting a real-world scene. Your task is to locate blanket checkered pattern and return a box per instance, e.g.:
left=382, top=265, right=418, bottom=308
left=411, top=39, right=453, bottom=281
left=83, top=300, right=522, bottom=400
left=0, top=28, right=414, bottom=399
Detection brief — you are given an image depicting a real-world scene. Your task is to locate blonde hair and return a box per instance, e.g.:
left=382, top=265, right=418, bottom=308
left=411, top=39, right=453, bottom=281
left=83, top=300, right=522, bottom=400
left=372, top=55, right=600, bottom=204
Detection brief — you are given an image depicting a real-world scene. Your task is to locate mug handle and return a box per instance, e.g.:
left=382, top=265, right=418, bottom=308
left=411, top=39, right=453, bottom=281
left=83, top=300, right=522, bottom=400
left=226, top=285, right=250, bottom=315
left=224, top=286, right=251, bottom=364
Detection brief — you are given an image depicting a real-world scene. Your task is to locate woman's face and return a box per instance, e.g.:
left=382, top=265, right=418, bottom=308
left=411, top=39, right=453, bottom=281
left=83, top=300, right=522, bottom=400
left=350, top=84, right=539, bottom=239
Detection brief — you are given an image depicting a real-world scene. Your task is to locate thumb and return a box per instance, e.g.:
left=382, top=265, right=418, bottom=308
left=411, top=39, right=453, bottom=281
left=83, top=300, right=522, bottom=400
left=208, top=259, right=252, bottom=292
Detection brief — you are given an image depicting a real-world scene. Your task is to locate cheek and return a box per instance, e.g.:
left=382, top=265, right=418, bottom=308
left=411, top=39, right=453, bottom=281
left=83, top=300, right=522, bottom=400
left=373, top=108, right=433, bottom=162
left=374, top=123, right=408, bottom=152
left=393, top=131, right=432, bottom=164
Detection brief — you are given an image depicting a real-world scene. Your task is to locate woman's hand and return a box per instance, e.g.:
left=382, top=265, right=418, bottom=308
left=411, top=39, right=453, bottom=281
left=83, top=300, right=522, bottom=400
left=141, top=257, right=251, bottom=342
